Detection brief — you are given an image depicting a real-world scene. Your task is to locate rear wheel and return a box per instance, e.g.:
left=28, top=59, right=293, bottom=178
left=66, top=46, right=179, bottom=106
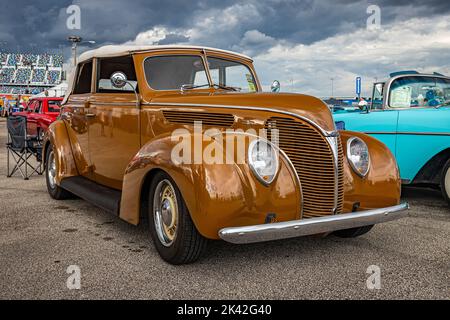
left=441, top=159, right=450, bottom=206
left=45, top=145, right=72, bottom=200
left=148, top=171, right=207, bottom=265
left=333, top=225, right=374, bottom=238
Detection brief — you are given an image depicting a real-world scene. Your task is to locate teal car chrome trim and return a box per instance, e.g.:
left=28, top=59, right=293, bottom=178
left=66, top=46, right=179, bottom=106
left=219, top=203, right=409, bottom=244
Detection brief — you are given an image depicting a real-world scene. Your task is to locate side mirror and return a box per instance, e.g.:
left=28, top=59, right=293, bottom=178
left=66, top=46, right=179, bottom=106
left=110, top=71, right=128, bottom=89
left=110, top=71, right=141, bottom=108
left=271, top=80, right=280, bottom=93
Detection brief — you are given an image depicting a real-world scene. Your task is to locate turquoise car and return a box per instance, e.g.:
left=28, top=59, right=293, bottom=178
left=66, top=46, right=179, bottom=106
left=333, top=72, right=450, bottom=206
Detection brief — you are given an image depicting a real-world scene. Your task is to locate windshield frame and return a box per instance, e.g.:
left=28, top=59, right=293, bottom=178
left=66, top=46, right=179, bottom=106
left=370, top=82, right=385, bottom=111
left=385, top=74, right=450, bottom=110
left=142, top=51, right=260, bottom=93
left=204, top=55, right=260, bottom=93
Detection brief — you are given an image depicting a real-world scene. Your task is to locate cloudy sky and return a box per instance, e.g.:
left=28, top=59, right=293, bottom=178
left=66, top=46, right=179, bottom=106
left=1, top=0, right=450, bottom=96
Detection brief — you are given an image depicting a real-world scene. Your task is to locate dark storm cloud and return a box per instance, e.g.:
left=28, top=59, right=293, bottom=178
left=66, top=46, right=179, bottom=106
left=0, top=0, right=449, bottom=55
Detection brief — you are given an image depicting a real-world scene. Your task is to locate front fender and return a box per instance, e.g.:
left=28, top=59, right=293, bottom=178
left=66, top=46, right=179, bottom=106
left=119, top=131, right=301, bottom=239
left=340, top=131, right=401, bottom=210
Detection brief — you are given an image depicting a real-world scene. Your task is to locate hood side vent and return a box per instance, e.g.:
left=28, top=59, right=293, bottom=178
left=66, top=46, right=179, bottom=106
left=162, top=110, right=235, bottom=127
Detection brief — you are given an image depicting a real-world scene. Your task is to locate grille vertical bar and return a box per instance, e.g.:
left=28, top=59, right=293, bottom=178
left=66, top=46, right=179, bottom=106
left=265, top=117, right=344, bottom=218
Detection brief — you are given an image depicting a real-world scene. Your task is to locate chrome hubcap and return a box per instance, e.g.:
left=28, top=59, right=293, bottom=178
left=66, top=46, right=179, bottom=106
left=47, top=151, right=56, bottom=189
left=445, top=166, right=450, bottom=198
left=153, top=179, right=178, bottom=247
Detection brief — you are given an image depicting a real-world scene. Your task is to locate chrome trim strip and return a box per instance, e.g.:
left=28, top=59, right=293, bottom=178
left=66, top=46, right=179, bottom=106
left=365, top=131, right=450, bottom=136
left=219, top=203, right=409, bottom=244
left=326, top=135, right=340, bottom=213
left=89, top=102, right=138, bottom=107
left=144, top=102, right=338, bottom=137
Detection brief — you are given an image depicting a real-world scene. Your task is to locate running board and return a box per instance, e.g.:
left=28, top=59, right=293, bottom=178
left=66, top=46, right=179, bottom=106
left=60, top=176, right=121, bottom=215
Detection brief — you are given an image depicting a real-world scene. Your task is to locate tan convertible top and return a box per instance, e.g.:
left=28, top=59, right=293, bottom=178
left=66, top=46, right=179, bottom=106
left=62, top=45, right=253, bottom=103
left=77, top=45, right=253, bottom=64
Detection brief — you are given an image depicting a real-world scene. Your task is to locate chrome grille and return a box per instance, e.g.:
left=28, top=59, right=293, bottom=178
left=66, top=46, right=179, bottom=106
left=265, top=117, right=344, bottom=218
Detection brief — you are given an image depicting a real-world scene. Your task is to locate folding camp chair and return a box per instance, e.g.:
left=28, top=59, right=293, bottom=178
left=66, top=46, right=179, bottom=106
left=6, top=115, right=43, bottom=180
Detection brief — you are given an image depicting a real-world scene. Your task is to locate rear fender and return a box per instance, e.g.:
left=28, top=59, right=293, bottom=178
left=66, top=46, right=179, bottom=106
left=43, top=120, right=79, bottom=184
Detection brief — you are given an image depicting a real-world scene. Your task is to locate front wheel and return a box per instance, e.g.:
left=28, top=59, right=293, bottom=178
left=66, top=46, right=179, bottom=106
left=441, top=159, right=450, bottom=206
left=45, top=145, right=72, bottom=200
left=148, top=171, right=207, bottom=265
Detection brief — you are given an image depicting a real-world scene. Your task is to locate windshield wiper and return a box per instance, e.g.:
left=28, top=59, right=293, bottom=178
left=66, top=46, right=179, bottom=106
left=212, top=84, right=240, bottom=92
left=180, top=84, right=210, bottom=91
left=180, top=83, right=241, bottom=92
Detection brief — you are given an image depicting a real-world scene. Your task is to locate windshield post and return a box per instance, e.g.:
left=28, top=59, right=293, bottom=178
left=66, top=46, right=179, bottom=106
left=201, top=49, right=214, bottom=91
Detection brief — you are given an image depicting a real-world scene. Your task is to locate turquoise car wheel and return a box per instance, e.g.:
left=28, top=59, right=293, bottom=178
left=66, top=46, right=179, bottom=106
left=442, top=159, right=450, bottom=206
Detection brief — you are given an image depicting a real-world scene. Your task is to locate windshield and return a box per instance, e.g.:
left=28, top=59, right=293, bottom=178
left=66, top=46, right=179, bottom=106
left=389, top=76, right=450, bottom=108
left=207, top=57, right=257, bottom=92
left=371, top=83, right=385, bottom=110
left=144, top=55, right=209, bottom=90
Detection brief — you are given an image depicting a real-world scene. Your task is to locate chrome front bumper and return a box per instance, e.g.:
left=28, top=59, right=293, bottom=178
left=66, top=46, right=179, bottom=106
left=219, top=203, right=409, bottom=244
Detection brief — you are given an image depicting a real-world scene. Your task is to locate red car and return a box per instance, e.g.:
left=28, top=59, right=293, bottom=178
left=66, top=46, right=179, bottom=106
left=14, top=97, right=63, bottom=140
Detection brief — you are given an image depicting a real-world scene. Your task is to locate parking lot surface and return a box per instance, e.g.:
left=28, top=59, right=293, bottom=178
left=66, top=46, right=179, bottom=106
left=0, top=118, right=449, bottom=300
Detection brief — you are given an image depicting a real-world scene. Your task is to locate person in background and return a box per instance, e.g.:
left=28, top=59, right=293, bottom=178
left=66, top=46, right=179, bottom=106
left=358, top=97, right=368, bottom=109
left=0, top=97, right=6, bottom=117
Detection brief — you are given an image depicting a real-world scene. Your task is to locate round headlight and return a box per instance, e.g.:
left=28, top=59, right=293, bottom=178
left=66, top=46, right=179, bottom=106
left=248, top=139, right=279, bottom=185
left=347, top=137, right=370, bottom=177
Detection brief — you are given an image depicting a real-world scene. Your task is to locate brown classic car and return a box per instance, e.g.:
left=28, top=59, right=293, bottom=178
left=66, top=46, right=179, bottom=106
left=43, top=45, right=409, bottom=264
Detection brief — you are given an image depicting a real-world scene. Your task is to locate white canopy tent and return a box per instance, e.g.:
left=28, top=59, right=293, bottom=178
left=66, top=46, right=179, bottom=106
left=33, top=82, right=68, bottom=98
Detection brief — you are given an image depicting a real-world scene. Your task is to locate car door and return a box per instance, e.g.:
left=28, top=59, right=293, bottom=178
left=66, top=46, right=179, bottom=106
left=345, top=109, right=399, bottom=155
left=26, top=100, right=41, bottom=136
left=31, top=100, right=43, bottom=136
left=88, top=55, right=140, bottom=190
left=62, top=60, right=94, bottom=179
left=396, top=107, right=450, bottom=183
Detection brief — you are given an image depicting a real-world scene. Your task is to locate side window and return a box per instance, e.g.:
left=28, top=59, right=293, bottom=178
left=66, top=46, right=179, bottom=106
left=47, top=100, right=61, bottom=112
left=73, top=61, right=93, bottom=94
left=34, top=101, right=42, bottom=113
left=27, top=100, right=37, bottom=112
left=96, top=56, right=138, bottom=93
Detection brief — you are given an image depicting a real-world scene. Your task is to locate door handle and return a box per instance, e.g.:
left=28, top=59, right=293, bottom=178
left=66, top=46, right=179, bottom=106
left=86, top=113, right=96, bottom=118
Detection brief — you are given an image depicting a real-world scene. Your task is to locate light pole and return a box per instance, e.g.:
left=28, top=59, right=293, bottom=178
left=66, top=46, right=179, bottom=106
left=67, top=36, right=95, bottom=67
left=330, top=78, right=334, bottom=98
